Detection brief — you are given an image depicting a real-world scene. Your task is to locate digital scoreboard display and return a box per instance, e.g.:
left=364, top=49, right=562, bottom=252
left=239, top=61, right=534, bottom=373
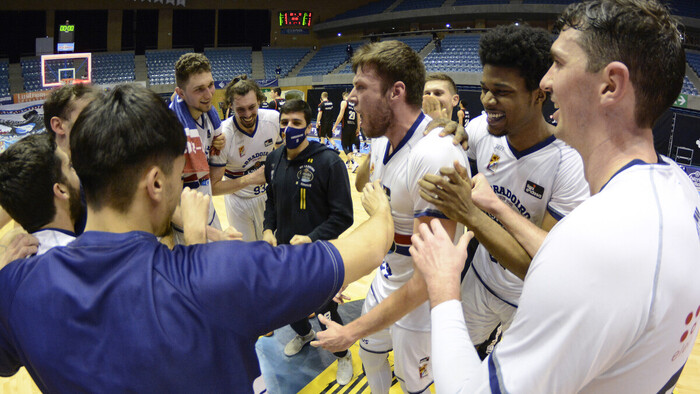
left=279, top=11, right=312, bottom=27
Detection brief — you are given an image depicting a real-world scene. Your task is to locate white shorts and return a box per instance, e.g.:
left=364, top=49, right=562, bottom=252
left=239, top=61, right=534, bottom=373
left=461, top=266, right=517, bottom=344
left=360, top=299, right=433, bottom=392
left=224, top=193, right=266, bottom=242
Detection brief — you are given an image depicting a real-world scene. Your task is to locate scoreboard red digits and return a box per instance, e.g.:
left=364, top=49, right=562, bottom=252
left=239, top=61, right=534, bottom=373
left=279, top=11, right=313, bottom=27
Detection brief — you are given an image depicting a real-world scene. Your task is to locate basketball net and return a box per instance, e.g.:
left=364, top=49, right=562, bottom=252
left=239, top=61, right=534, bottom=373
left=61, top=78, right=75, bottom=86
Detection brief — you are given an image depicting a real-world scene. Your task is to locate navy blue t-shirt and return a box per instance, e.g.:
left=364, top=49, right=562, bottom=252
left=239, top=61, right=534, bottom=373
left=0, top=231, right=343, bottom=392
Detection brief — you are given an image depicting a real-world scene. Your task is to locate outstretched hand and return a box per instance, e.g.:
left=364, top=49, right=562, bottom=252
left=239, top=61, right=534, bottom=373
left=422, top=95, right=449, bottom=121
left=311, top=314, right=355, bottom=353
left=423, top=118, right=469, bottom=151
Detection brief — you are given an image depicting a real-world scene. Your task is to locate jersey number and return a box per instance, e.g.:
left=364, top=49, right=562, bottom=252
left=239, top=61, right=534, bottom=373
left=253, top=184, right=268, bottom=195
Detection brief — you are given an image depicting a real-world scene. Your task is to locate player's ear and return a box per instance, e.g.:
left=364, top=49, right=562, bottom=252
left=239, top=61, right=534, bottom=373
left=175, top=87, right=185, bottom=100
left=600, top=61, right=628, bottom=106
left=145, top=166, right=164, bottom=202
left=50, top=116, right=67, bottom=136
left=533, top=89, right=546, bottom=105
left=53, top=182, right=70, bottom=201
left=390, top=81, right=405, bottom=100
left=451, top=94, right=460, bottom=108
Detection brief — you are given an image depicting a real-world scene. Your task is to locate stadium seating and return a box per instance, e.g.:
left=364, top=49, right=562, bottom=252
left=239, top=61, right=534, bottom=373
left=204, top=48, right=252, bottom=82
left=298, top=42, right=365, bottom=77
left=21, top=58, right=42, bottom=92
left=146, top=49, right=192, bottom=85
left=392, top=0, right=446, bottom=13
left=423, top=35, right=482, bottom=73
left=0, top=60, right=9, bottom=98
left=262, top=47, right=310, bottom=79
left=682, top=76, right=699, bottom=96
left=92, top=52, right=135, bottom=85
left=326, top=0, right=395, bottom=21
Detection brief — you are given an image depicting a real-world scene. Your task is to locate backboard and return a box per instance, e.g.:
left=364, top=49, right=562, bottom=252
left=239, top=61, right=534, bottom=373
left=40, top=52, right=91, bottom=88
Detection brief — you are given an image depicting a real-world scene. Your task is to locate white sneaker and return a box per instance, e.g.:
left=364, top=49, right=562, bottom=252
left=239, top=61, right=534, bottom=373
left=284, top=330, right=316, bottom=356
left=336, top=352, right=353, bottom=385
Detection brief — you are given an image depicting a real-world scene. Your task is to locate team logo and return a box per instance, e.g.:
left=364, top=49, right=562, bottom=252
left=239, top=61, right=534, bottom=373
left=382, top=185, right=391, bottom=201
left=264, top=138, right=273, bottom=147
left=672, top=304, right=700, bottom=362
left=418, top=357, right=430, bottom=379
left=524, top=180, right=544, bottom=199
left=487, top=153, right=500, bottom=172
left=297, top=165, right=315, bottom=187
left=239, top=146, right=245, bottom=157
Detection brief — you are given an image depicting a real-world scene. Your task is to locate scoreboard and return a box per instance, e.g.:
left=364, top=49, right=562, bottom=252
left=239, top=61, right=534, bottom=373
left=279, top=11, right=312, bottom=27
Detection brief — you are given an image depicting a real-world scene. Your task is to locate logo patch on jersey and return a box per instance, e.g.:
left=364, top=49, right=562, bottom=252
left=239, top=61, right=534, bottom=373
left=297, top=165, right=315, bottom=187
left=487, top=153, right=500, bottom=172
left=239, top=146, right=245, bottom=157
left=264, top=138, right=273, bottom=147
left=382, top=185, right=391, bottom=201
left=418, top=357, right=430, bottom=379
left=524, top=181, right=544, bottom=199
left=672, top=304, right=700, bottom=362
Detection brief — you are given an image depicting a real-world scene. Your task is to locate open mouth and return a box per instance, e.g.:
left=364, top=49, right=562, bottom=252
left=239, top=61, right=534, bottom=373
left=486, top=110, right=505, bottom=124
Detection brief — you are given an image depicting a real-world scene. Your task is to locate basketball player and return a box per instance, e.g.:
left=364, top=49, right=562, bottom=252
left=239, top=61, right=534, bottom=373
left=0, top=134, right=81, bottom=255
left=170, top=53, right=226, bottom=244
left=0, top=84, right=394, bottom=393
left=316, top=91, right=334, bottom=147
left=211, top=79, right=278, bottom=241
left=268, top=87, right=285, bottom=111
left=422, top=72, right=460, bottom=121
left=412, top=1, right=700, bottom=392
left=315, top=25, right=588, bottom=363
left=332, top=91, right=361, bottom=172
left=457, top=100, right=470, bottom=128
left=263, top=99, right=354, bottom=385
left=43, top=83, right=102, bottom=160
left=336, top=40, right=468, bottom=394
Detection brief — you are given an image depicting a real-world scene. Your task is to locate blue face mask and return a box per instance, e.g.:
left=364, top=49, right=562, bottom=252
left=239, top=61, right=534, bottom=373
left=283, top=125, right=306, bottom=149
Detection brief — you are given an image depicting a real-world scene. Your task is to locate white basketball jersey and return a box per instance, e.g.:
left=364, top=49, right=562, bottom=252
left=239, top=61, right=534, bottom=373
left=194, top=114, right=224, bottom=228
left=491, top=157, right=700, bottom=393
left=465, top=113, right=589, bottom=305
left=368, top=113, right=468, bottom=331
left=221, top=109, right=279, bottom=198
left=32, top=228, right=75, bottom=256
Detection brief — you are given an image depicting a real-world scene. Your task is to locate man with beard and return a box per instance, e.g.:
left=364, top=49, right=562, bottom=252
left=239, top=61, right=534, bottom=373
left=0, top=84, right=395, bottom=393
left=212, top=79, right=279, bottom=242
left=170, top=53, right=226, bottom=244
left=0, top=134, right=82, bottom=254
left=327, top=40, right=467, bottom=394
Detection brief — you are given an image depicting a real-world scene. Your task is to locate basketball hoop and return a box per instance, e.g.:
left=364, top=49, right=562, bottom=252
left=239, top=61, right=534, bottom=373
left=61, top=78, right=75, bottom=86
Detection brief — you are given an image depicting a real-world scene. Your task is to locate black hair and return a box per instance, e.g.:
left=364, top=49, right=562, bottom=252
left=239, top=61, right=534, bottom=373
left=479, top=24, right=553, bottom=92
left=279, top=99, right=312, bottom=126
left=0, top=134, right=64, bottom=232
left=70, top=84, right=186, bottom=212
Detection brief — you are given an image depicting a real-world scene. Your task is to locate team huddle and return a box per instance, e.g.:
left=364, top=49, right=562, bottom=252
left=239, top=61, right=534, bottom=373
left=0, top=0, right=699, bottom=393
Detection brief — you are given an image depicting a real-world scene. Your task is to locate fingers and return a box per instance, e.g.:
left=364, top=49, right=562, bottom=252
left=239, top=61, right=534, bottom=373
left=453, top=161, right=468, bottom=179
left=457, top=231, right=474, bottom=251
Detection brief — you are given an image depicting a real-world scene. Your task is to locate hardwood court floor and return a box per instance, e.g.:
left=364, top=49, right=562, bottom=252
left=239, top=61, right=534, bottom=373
left=0, top=160, right=698, bottom=393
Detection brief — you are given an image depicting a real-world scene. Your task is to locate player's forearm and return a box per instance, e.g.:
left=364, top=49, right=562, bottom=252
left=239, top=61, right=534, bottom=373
left=346, top=274, right=429, bottom=340
left=490, top=202, right=548, bottom=258
left=465, top=209, right=531, bottom=280
left=330, top=206, right=393, bottom=287
left=431, top=300, right=485, bottom=393
left=354, top=155, right=371, bottom=192
left=211, top=176, right=256, bottom=196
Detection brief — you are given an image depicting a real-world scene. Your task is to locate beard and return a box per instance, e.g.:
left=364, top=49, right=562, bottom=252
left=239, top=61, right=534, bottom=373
left=67, top=183, right=84, bottom=230
left=361, top=99, right=392, bottom=138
